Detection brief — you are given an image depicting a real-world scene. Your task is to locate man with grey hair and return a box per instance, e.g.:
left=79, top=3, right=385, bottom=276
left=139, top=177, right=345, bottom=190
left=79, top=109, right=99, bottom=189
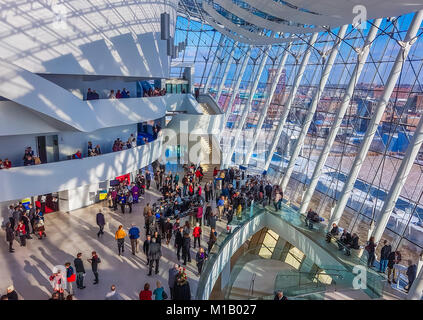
left=148, top=237, right=162, bottom=276
left=168, top=264, right=179, bottom=300
left=274, top=290, right=287, bottom=300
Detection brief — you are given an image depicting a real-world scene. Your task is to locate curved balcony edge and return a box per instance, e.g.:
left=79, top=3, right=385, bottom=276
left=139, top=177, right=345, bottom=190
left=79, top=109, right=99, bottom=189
left=0, top=138, right=162, bottom=203
left=195, top=211, right=358, bottom=300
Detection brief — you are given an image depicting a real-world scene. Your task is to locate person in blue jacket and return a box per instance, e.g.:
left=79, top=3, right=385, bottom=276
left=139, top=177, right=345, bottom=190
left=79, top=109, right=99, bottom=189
left=129, top=223, right=140, bottom=255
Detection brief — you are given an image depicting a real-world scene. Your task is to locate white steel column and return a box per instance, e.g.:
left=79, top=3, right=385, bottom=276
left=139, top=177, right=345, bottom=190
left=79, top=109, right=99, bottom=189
left=216, top=41, right=238, bottom=102
left=244, top=42, right=292, bottom=165
left=328, top=10, right=423, bottom=229
left=264, top=33, right=319, bottom=171
left=224, top=43, right=272, bottom=166
left=280, top=25, right=348, bottom=192
left=222, top=46, right=251, bottom=126
left=204, top=35, right=225, bottom=93
left=408, top=255, right=423, bottom=300
left=299, top=20, right=382, bottom=215
left=372, top=114, right=423, bottom=242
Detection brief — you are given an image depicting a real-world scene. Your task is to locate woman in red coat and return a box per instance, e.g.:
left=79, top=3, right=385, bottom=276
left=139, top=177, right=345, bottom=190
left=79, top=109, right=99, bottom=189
left=193, top=222, right=202, bottom=249
left=16, top=220, right=27, bottom=247
left=139, top=283, right=152, bottom=300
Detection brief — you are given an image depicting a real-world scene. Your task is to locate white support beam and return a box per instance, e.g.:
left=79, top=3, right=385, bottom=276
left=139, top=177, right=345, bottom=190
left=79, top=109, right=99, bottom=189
left=224, top=43, right=272, bottom=166
left=299, top=19, right=382, bottom=215
left=216, top=42, right=238, bottom=102
left=280, top=25, right=348, bottom=191
left=222, top=46, right=251, bottom=126
left=264, top=32, right=319, bottom=171
left=244, top=42, right=292, bottom=165
left=328, top=10, right=423, bottom=229
left=204, top=35, right=225, bottom=93
left=372, top=112, right=423, bottom=243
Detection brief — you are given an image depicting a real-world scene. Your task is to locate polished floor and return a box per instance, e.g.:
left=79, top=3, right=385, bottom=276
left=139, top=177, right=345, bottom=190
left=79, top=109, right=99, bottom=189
left=0, top=182, right=226, bottom=300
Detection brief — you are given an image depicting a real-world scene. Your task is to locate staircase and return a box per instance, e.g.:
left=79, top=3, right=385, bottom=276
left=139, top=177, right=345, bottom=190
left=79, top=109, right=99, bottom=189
left=199, top=102, right=212, bottom=115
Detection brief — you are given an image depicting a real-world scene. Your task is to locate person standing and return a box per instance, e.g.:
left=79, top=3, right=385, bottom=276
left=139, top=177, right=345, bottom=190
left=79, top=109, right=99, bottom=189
left=379, top=240, right=391, bottom=274
left=217, top=196, right=225, bottom=221
left=119, top=193, right=126, bottom=214
left=173, top=269, right=191, bottom=300
left=139, top=283, right=152, bottom=300
left=365, top=236, right=377, bottom=268
left=16, top=220, right=27, bottom=247
left=115, top=225, right=127, bottom=256
left=146, top=170, right=152, bottom=190
left=207, top=228, right=217, bottom=254
left=127, top=192, right=133, bottom=213
left=28, top=204, right=36, bottom=234
left=148, top=237, right=162, bottom=276
left=182, top=233, right=191, bottom=265
left=168, top=264, right=179, bottom=300
left=129, top=223, right=140, bottom=255
left=196, top=247, right=207, bottom=275
left=88, top=251, right=101, bottom=284
left=143, top=235, right=152, bottom=266
left=175, top=227, right=184, bottom=261
left=406, top=260, right=417, bottom=293
left=5, top=222, right=15, bottom=253
left=204, top=203, right=212, bottom=227
left=193, top=223, right=201, bottom=249
left=153, top=281, right=166, bottom=300
left=96, top=210, right=105, bottom=238
left=65, top=262, right=75, bottom=295
left=164, top=218, right=173, bottom=245
left=387, top=250, right=401, bottom=284
left=74, top=253, right=86, bottom=289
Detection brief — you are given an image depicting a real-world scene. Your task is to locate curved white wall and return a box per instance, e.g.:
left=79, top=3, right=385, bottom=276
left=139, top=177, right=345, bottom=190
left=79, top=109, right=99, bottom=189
left=0, top=62, right=172, bottom=131
left=0, top=137, right=162, bottom=203
left=0, top=0, right=177, bottom=78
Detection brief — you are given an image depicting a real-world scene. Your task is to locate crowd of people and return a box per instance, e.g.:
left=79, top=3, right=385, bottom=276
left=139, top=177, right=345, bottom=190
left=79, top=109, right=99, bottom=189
left=3, top=159, right=420, bottom=300
left=86, top=87, right=167, bottom=100
left=143, top=88, right=166, bottom=97
left=6, top=203, right=46, bottom=253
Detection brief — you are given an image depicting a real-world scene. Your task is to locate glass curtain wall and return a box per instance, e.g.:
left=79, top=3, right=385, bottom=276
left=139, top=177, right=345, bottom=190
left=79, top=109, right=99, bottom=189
left=173, top=13, right=423, bottom=262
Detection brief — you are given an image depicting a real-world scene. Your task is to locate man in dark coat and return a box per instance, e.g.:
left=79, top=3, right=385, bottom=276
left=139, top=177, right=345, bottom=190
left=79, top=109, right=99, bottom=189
left=6, top=286, right=18, bottom=300
left=406, top=260, right=417, bottom=292
left=175, top=227, right=184, bottom=261
left=5, top=222, right=15, bottom=253
left=379, top=240, right=392, bottom=273
left=96, top=210, right=105, bottom=237
left=74, top=252, right=86, bottom=289
left=148, top=237, right=162, bottom=275
left=264, top=183, right=273, bottom=205
left=87, top=251, right=101, bottom=284
left=143, top=235, right=152, bottom=265
left=168, top=264, right=179, bottom=300
left=173, top=274, right=191, bottom=300
left=182, top=233, right=191, bottom=265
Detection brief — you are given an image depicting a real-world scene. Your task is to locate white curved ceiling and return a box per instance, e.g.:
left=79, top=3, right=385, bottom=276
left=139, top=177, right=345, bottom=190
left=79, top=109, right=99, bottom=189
left=194, top=0, right=423, bottom=45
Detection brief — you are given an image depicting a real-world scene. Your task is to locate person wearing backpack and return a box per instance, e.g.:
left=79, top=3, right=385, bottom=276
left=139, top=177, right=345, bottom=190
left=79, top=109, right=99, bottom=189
left=65, top=262, right=76, bottom=294
left=153, top=280, right=167, bottom=300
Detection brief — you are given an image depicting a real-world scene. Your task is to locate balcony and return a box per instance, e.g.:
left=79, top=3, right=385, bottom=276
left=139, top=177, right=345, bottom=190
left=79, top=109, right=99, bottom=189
left=0, top=137, right=162, bottom=203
